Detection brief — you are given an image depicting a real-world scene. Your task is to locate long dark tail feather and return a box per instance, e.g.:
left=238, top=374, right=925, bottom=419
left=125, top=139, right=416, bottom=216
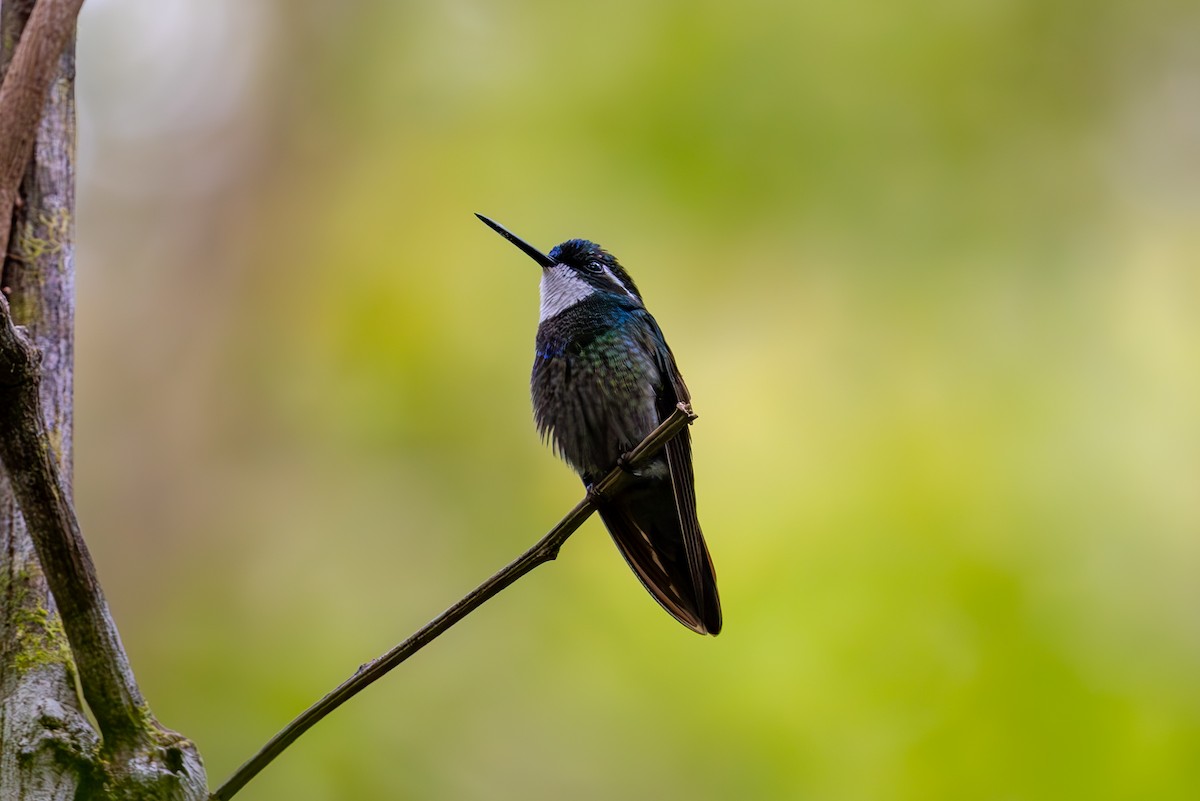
left=597, top=478, right=722, bottom=635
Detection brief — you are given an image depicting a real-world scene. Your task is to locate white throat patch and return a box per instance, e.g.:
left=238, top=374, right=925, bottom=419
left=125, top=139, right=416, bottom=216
left=539, top=265, right=595, bottom=322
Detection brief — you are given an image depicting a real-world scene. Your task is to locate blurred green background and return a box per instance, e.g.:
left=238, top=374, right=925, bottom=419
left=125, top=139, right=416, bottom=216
left=71, top=1, right=1199, bottom=799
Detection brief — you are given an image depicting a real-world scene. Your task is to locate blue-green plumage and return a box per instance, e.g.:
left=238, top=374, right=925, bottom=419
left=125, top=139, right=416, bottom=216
left=477, top=215, right=722, bottom=635
left=533, top=303, right=661, bottom=477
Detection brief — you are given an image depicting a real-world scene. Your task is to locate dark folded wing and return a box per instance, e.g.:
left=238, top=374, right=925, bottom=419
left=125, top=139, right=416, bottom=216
left=628, top=313, right=723, bottom=634
left=598, top=497, right=712, bottom=634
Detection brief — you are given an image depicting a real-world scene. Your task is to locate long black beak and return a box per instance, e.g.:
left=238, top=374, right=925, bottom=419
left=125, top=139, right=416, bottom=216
left=475, top=213, right=555, bottom=269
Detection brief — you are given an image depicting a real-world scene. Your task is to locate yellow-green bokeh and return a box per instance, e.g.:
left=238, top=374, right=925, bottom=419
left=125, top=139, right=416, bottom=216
left=72, top=1, right=1199, bottom=799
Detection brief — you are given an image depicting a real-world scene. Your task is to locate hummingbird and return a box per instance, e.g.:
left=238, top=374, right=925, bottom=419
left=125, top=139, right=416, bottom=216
left=476, top=214, right=722, bottom=635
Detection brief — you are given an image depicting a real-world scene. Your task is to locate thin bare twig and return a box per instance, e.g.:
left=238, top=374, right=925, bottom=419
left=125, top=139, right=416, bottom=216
left=210, top=403, right=699, bottom=801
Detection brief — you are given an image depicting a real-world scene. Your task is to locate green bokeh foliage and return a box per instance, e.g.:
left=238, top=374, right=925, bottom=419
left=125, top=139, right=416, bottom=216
left=73, top=1, right=1200, bottom=799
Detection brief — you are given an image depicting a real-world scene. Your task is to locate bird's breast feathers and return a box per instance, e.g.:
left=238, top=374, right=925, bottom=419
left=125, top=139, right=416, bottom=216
left=532, top=318, right=664, bottom=478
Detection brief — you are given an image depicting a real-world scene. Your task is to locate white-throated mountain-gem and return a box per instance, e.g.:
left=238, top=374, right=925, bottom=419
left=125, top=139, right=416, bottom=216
left=477, top=214, right=722, bottom=635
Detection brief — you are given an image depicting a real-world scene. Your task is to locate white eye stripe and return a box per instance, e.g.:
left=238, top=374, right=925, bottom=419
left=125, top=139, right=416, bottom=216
left=599, top=265, right=638, bottom=301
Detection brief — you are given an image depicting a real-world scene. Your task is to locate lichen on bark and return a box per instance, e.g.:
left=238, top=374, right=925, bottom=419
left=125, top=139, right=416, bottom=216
left=2, top=2, right=205, bottom=799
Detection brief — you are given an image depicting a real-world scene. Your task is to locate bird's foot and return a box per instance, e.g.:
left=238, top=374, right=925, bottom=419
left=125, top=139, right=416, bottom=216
left=676, top=401, right=698, bottom=422
left=585, top=482, right=609, bottom=507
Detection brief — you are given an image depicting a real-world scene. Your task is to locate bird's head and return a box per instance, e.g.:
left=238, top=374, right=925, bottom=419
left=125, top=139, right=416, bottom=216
left=477, top=214, right=643, bottom=321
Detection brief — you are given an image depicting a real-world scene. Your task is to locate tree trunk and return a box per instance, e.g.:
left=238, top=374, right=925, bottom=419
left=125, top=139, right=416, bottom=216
left=0, top=3, right=97, bottom=799
left=0, top=3, right=205, bottom=799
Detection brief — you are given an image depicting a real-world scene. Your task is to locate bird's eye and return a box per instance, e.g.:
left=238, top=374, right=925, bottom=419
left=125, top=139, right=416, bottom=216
left=584, top=261, right=604, bottom=274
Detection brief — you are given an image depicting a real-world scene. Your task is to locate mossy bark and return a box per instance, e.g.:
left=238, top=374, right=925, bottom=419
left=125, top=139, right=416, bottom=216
left=1, top=3, right=206, bottom=799
left=0, top=4, right=95, bottom=800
